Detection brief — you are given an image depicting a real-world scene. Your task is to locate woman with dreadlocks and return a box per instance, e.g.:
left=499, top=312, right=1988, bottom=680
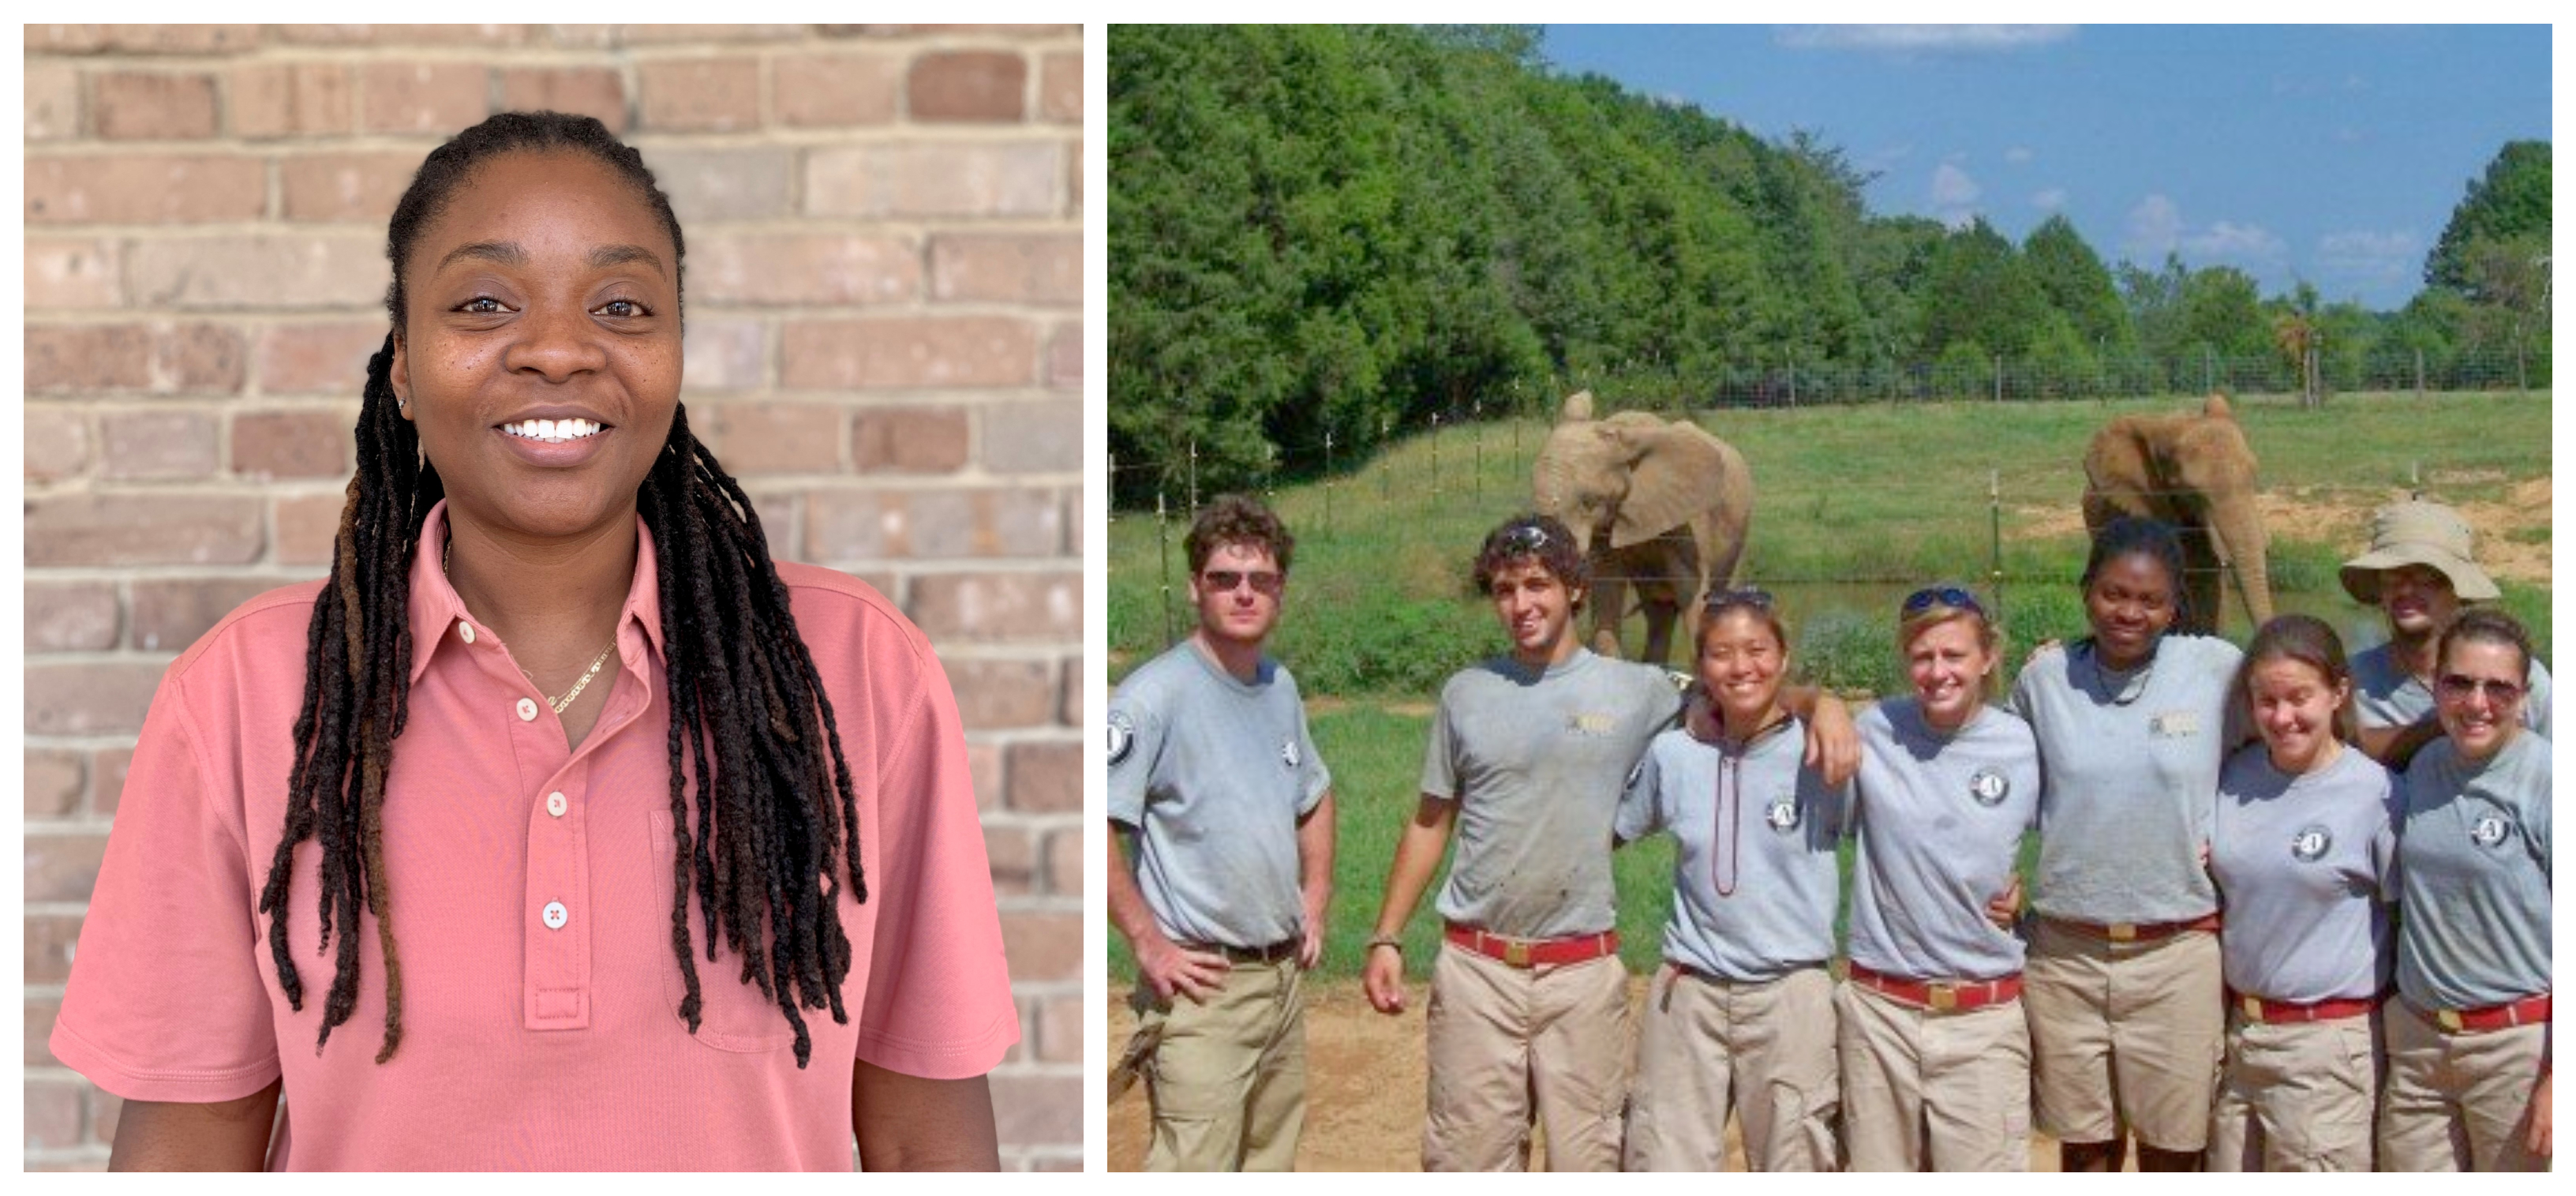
left=51, top=112, right=1016, bottom=1170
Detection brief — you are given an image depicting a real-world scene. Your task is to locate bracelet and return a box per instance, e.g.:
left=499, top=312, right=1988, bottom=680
left=1365, top=935, right=1403, bottom=954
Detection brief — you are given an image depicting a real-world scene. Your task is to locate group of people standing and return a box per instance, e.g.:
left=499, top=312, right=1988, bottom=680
left=1108, top=493, right=2550, bottom=1172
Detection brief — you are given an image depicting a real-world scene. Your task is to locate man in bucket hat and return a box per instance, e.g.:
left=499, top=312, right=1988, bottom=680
left=2340, top=498, right=2551, bottom=767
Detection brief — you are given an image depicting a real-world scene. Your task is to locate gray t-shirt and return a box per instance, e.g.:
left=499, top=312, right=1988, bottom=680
left=2349, top=640, right=2552, bottom=741
left=1106, top=639, right=1331, bottom=950
left=1616, top=716, right=1847, bottom=980
left=2211, top=744, right=2399, bottom=1003
left=1422, top=649, right=1682, bottom=939
left=1847, top=699, right=2042, bottom=981
left=2394, top=732, right=2552, bottom=1010
left=2009, top=633, right=2245, bottom=924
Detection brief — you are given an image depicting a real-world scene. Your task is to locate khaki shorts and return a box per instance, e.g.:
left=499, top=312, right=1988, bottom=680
left=2024, top=920, right=2223, bottom=1151
left=1421, top=943, right=1631, bottom=1172
left=1626, top=964, right=1839, bottom=1172
left=2377, top=999, right=2548, bottom=1172
left=1838, top=980, right=2030, bottom=1172
left=1124, top=958, right=1307, bottom=1172
left=2209, top=1007, right=2380, bottom=1172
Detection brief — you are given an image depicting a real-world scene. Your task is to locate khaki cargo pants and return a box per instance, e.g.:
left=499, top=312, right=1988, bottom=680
left=1123, top=957, right=1307, bottom=1171
left=1421, top=943, right=1631, bottom=1172
left=2208, top=1007, right=2381, bottom=1172
left=1627, top=964, right=1840, bottom=1172
left=1837, top=979, right=2030, bottom=1171
left=2377, top=999, right=2548, bottom=1172
left=2024, top=920, right=2224, bottom=1152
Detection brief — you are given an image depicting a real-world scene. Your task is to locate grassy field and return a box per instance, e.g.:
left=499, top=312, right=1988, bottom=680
left=1106, top=391, right=2552, bottom=983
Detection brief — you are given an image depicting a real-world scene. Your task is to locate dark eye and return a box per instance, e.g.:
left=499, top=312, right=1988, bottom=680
left=458, top=296, right=507, bottom=314
left=597, top=298, right=648, bottom=318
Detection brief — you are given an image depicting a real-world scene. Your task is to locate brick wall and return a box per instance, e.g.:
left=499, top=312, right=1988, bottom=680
left=23, top=24, right=1083, bottom=1171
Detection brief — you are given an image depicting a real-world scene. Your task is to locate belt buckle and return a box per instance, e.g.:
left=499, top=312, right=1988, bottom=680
left=1503, top=939, right=1533, bottom=968
left=1928, top=984, right=1958, bottom=1012
left=2241, top=994, right=2264, bottom=1021
left=2436, top=1008, right=2466, bottom=1032
left=2107, top=922, right=2138, bottom=942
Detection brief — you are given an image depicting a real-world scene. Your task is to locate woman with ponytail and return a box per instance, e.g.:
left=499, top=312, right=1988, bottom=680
left=50, top=112, right=1015, bottom=1171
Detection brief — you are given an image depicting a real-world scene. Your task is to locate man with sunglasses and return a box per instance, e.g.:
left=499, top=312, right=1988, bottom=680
left=2338, top=500, right=2551, bottom=769
left=1107, top=494, right=1335, bottom=1170
left=1361, top=514, right=1855, bottom=1171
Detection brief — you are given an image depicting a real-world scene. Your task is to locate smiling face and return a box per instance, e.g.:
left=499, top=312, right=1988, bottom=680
left=2379, top=563, right=2462, bottom=640
left=389, top=150, right=683, bottom=543
left=2247, top=655, right=2348, bottom=774
left=1904, top=614, right=1996, bottom=732
left=1698, top=606, right=1788, bottom=730
left=1190, top=541, right=1284, bottom=649
left=2084, top=551, right=2180, bottom=669
left=1487, top=557, right=1581, bottom=665
left=2435, top=639, right=2527, bottom=763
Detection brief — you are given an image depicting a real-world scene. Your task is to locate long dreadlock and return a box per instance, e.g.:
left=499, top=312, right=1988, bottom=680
left=256, top=111, right=866, bottom=1069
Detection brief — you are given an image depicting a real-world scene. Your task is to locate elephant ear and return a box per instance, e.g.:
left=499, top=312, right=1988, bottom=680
left=1559, top=389, right=1597, bottom=423
left=1610, top=422, right=1727, bottom=549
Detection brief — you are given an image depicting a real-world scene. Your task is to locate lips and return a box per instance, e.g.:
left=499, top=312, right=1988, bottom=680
left=492, top=407, right=616, bottom=468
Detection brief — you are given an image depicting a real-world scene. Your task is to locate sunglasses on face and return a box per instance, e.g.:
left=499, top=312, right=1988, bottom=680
left=1498, top=523, right=1551, bottom=554
left=2436, top=673, right=2525, bottom=704
left=1703, top=587, right=1775, bottom=614
left=1202, top=569, right=1284, bottom=597
left=1902, top=585, right=1986, bottom=619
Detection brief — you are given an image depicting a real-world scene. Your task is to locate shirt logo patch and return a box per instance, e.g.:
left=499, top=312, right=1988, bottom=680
left=1281, top=739, right=1301, bottom=770
left=2290, top=824, right=2332, bottom=861
left=1567, top=712, right=1617, bottom=737
left=1106, top=712, right=1134, bottom=766
left=2471, top=814, right=2512, bottom=849
left=1765, top=793, right=1801, bottom=833
left=2150, top=710, right=2201, bottom=738
left=1968, top=767, right=2010, bottom=807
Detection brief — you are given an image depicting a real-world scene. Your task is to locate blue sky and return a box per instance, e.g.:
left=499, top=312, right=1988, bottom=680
left=1538, top=24, right=2551, bottom=311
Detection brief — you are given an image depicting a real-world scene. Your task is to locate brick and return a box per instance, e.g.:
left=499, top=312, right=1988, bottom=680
left=131, top=577, right=280, bottom=652
left=944, top=657, right=1056, bottom=729
left=930, top=234, right=1078, bottom=306
left=909, top=572, right=1079, bottom=641
left=1043, top=827, right=1082, bottom=896
left=99, top=409, right=220, bottom=480
left=680, top=319, right=764, bottom=392
left=23, top=577, right=118, bottom=654
left=25, top=832, right=114, bottom=903
left=1039, top=52, right=1080, bottom=124
left=991, top=1074, right=1080, bottom=1149
left=1035, top=992, right=1080, bottom=1062
left=1006, top=741, right=1080, bottom=812
left=1066, top=134, right=1082, bottom=215
left=92, top=748, right=136, bottom=817
left=230, top=63, right=353, bottom=139
left=25, top=238, right=122, bottom=308
left=783, top=317, right=1036, bottom=390
left=823, top=24, right=1078, bottom=39
left=1058, top=660, right=1081, bottom=725
left=275, top=492, right=344, bottom=566
left=805, top=488, right=1062, bottom=561
left=620, top=24, right=803, bottom=43
left=702, top=403, right=840, bottom=474
left=361, top=62, right=489, bottom=135
left=28, top=997, right=63, bottom=1068
left=695, top=234, right=919, bottom=307
left=27, top=154, right=266, bottom=224
left=115, top=24, right=261, bottom=53
left=25, top=1079, right=84, bottom=1151
left=28, top=323, right=248, bottom=395
left=641, top=146, right=791, bottom=223
left=982, top=401, right=1081, bottom=473
left=28, top=62, right=81, bottom=141
left=27, top=914, right=85, bottom=985
left=983, top=825, right=1035, bottom=897
left=745, top=489, right=801, bottom=564
left=24, top=664, right=164, bottom=737
left=258, top=322, right=388, bottom=394
left=92, top=1089, right=124, bottom=1147
left=637, top=58, right=759, bottom=133
left=1063, top=487, right=1082, bottom=557
left=93, top=72, right=219, bottom=140
left=25, top=24, right=109, bottom=52
left=966, top=741, right=1003, bottom=812
left=909, top=51, right=1026, bottom=122
left=805, top=142, right=1061, bottom=219
left=804, top=491, right=890, bottom=559
left=273, top=24, right=532, bottom=47
left=500, top=67, right=627, bottom=134
left=773, top=54, right=902, bottom=127
left=25, top=493, right=264, bottom=567
left=999, top=910, right=1080, bottom=983
left=281, top=152, right=419, bottom=223
left=129, top=235, right=386, bottom=309
left=1045, top=322, right=1080, bottom=391
left=24, top=752, right=88, bottom=819
left=851, top=408, right=969, bottom=473
left=26, top=405, right=94, bottom=483
left=233, top=410, right=351, bottom=480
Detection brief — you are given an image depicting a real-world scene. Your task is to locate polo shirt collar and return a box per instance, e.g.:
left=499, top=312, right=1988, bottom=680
left=406, top=499, right=668, bottom=684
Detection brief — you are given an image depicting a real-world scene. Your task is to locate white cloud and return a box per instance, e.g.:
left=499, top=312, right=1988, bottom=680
left=2316, top=229, right=2422, bottom=289
left=2124, top=194, right=2286, bottom=267
left=2124, top=193, right=2185, bottom=258
left=1774, top=24, right=2076, bottom=54
left=2032, top=187, right=2068, bottom=211
left=1930, top=163, right=1982, bottom=226
left=2004, top=146, right=2035, bottom=165
left=2188, top=221, right=2286, bottom=263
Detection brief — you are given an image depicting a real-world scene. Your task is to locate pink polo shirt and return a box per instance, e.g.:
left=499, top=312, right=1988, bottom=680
left=52, top=501, right=1018, bottom=1170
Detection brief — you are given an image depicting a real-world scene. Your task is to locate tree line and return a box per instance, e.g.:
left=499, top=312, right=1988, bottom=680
left=1108, top=24, right=2552, bottom=502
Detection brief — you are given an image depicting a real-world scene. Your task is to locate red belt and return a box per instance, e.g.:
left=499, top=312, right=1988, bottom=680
left=2230, top=989, right=2378, bottom=1025
left=2048, top=912, right=2221, bottom=943
left=1444, top=924, right=1618, bottom=969
left=2417, top=993, right=2552, bottom=1034
left=1848, top=962, right=2023, bottom=1013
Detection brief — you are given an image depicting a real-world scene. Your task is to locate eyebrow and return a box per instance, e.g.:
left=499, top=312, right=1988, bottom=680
left=433, top=241, right=667, bottom=277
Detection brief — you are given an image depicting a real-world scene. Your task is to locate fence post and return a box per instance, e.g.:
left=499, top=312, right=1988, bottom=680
left=1380, top=415, right=1392, bottom=502
left=1430, top=413, right=1442, bottom=504
left=1994, top=354, right=2004, bottom=403
left=2415, top=347, right=2426, bottom=397
left=2203, top=347, right=2215, bottom=394
left=1472, top=400, right=1483, bottom=504
left=1187, top=440, right=1199, bottom=515
left=1989, top=469, right=2006, bottom=628
left=1323, top=430, right=1334, bottom=537
left=1156, top=488, right=1175, bottom=647
left=1788, top=357, right=1798, bottom=407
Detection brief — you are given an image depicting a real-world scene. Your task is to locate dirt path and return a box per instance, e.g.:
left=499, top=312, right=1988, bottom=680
left=1106, top=977, right=2079, bottom=1171
left=2015, top=474, right=2552, bottom=585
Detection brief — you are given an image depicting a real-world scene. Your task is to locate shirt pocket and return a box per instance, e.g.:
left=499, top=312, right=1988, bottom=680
left=647, top=810, right=797, bottom=1052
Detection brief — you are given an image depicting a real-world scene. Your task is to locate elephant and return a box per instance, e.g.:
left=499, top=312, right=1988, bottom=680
left=2080, top=392, right=2275, bottom=636
left=1532, top=390, right=1754, bottom=667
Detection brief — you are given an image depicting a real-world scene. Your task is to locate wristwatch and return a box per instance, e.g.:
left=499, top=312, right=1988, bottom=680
left=1365, top=935, right=1403, bottom=954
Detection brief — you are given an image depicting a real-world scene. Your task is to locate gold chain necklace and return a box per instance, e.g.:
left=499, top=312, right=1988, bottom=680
left=445, top=532, right=617, bottom=715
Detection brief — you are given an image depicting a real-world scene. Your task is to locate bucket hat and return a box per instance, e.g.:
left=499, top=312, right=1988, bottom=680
left=2338, top=499, right=2500, bottom=604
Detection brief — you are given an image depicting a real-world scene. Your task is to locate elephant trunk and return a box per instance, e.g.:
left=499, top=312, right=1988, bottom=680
left=2210, top=500, right=2274, bottom=632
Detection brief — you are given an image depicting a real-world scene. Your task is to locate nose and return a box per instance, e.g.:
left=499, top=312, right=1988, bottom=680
left=506, top=303, right=608, bottom=383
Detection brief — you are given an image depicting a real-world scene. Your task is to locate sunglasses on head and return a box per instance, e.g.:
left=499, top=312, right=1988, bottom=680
left=1201, top=569, right=1284, bottom=597
left=1497, top=523, right=1551, bottom=554
left=1902, top=585, right=1986, bottom=619
left=2436, top=673, right=2525, bottom=704
left=1703, top=587, right=1775, bottom=614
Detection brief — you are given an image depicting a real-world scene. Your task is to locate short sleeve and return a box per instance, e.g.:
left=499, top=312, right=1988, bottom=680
left=1294, top=707, right=1331, bottom=815
left=2526, top=658, right=2553, bottom=740
left=1420, top=688, right=1461, bottom=802
left=1105, top=681, right=1166, bottom=827
left=2370, top=764, right=2403, bottom=901
left=2205, top=638, right=2254, bottom=748
left=853, top=646, right=1020, bottom=1079
left=1614, top=741, right=1663, bottom=844
left=50, top=673, right=283, bottom=1103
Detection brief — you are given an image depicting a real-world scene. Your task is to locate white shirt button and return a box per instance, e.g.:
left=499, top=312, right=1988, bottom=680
left=457, top=620, right=475, bottom=644
left=545, top=792, right=567, bottom=818
left=542, top=901, right=568, bottom=930
left=516, top=697, right=539, bottom=722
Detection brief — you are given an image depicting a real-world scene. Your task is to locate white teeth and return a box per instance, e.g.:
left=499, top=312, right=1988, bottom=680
left=504, top=418, right=602, bottom=443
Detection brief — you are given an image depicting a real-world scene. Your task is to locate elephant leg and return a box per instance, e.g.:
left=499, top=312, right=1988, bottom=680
left=1638, top=595, right=1680, bottom=669
left=2179, top=523, right=2223, bottom=636
left=1590, top=570, right=1629, bottom=660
